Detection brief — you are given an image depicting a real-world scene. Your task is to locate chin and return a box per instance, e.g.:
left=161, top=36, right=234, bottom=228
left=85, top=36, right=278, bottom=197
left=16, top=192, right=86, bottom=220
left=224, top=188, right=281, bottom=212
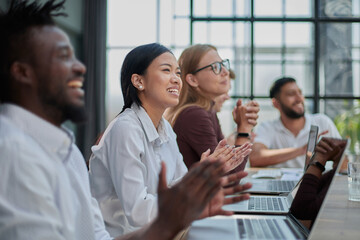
left=167, top=100, right=179, bottom=108
left=64, top=103, right=87, bottom=123
left=217, top=88, right=228, bottom=96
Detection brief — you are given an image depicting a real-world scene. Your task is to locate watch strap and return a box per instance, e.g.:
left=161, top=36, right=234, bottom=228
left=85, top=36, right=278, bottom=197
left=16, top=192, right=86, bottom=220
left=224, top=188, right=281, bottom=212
left=237, top=132, right=250, bottom=139
left=311, top=161, right=326, bottom=172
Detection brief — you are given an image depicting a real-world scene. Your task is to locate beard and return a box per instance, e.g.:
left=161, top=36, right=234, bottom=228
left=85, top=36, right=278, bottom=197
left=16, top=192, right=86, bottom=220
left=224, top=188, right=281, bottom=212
left=63, top=103, right=87, bottom=123
left=38, top=81, right=87, bottom=124
left=279, top=101, right=305, bottom=119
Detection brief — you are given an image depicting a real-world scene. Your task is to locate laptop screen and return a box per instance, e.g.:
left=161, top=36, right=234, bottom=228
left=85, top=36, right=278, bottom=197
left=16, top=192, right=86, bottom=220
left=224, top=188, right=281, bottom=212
left=304, top=125, right=319, bottom=171
left=290, top=138, right=348, bottom=214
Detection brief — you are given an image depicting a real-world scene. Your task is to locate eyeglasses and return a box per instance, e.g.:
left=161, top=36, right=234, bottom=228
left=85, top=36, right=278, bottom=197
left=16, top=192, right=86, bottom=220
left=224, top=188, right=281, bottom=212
left=192, top=59, right=230, bottom=75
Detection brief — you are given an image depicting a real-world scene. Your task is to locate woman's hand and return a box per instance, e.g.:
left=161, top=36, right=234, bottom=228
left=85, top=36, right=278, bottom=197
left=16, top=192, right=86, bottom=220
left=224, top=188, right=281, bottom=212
left=200, top=139, right=253, bottom=172
left=232, top=100, right=259, bottom=133
left=223, top=143, right=252, bottom=172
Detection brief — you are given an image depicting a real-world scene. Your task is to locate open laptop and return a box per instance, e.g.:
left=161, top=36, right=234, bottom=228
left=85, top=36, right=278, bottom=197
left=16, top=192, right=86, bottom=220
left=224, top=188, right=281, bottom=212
left=187, top=214, right=308, bottom=240
left=187, top=139, right=348, bottom=240
left=245, top=125, right=319, bottom=195
left=223, top=137, right=347, bottom=215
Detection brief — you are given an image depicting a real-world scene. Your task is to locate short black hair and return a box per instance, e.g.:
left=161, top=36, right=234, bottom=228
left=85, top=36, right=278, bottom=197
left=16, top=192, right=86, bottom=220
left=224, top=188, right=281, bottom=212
left=0, top=0, right=66, bottom=102
left=269, top=77, right=296, bottom=98
left=120, top=43, right=172, bottom=113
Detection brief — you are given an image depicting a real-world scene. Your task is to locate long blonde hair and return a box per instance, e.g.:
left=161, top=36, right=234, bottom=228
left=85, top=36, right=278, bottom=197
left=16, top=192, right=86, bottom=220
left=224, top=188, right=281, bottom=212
left=166, top=44, right=217, bottom=126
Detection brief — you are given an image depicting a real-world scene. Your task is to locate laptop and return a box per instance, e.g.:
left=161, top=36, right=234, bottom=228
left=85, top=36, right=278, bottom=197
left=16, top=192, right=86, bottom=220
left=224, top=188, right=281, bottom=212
left=245, top=125, right=319, bottom=195
left=223, top=178, right=302, bottom=214
left=223, top=136, right=347, bottom=215
left=303, top=125, right=319, bottom=171
left=187, top=214, right=308, bottom=240
left=187, top=139, right=348, bottom=240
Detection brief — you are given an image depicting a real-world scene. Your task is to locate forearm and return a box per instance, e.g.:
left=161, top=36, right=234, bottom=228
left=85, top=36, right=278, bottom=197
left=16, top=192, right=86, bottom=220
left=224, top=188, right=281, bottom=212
left=304, top=165, right=323, bottom=179
left=235, top=135, right=251, bottom=146
left=304, top=152, right=329, bottom=179
left=290, top=174, right=322, bottom=220
left=250, top=146, right=304, bottom=167
left=234, top=125, right=252, bottom=146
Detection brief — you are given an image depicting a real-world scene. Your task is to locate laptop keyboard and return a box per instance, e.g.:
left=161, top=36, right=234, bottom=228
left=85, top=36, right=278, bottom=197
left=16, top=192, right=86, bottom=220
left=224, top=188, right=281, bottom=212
left=268, top=180, right=296, bottom=192
left=248, top=197, right=285, bottom=211
left=237, top=218, right=287, bottom=239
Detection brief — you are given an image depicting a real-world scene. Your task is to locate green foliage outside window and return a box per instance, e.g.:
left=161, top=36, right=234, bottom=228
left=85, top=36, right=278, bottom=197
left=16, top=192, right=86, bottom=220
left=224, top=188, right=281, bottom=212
left=334, top=100, right=360, bottom=154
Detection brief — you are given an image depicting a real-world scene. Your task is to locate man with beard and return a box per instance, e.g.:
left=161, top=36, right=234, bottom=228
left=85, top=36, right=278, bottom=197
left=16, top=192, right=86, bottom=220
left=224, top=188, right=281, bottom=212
left=250, top=77, right=340, bottom=168
left=0, top=1, right=252, bottom=239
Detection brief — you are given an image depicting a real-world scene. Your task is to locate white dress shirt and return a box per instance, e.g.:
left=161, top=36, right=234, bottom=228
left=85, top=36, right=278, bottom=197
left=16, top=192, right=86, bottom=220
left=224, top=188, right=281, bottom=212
left=89, top=104, right=188, bottom=237
left=0, top=104, right=112, bottom=240
left=254, top=113, right=341, bottom=168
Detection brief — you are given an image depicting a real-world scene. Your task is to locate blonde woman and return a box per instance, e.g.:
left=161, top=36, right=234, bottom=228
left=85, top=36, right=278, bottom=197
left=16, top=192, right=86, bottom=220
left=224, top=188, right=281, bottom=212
left=166, top=44, right=259, bottom=169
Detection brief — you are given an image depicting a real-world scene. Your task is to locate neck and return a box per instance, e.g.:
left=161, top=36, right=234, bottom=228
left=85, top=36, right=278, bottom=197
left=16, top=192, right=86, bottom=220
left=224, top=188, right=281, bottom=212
left=141, top=101, right=165, bottom=129
left=280, top=114, right=305, bottom=137
left=15, top=96, right=63, bottom=127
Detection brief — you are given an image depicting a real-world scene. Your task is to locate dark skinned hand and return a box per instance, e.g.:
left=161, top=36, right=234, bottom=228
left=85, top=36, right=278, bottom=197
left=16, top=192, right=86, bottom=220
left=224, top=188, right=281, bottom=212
left=156, top=160, right=225, bottom=236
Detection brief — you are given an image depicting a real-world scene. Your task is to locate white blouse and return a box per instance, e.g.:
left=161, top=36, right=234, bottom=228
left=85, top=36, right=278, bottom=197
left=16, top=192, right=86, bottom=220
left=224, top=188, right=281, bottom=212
left=89, top=104, right=188, bottom=237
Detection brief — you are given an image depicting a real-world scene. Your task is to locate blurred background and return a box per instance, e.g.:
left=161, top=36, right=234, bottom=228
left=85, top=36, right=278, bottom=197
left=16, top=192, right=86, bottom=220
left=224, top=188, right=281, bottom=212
left=2, top=0, right=359, bottom=158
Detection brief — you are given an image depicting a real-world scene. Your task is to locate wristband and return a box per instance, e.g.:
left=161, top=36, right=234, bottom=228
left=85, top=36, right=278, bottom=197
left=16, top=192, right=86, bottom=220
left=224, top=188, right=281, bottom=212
left=237, top=132, right=250, bottom=139
left=310, top=161, right=325, bottom=172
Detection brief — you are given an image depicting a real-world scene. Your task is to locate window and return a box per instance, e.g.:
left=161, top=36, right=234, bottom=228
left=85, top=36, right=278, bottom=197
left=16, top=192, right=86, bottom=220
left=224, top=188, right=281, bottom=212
left=107, top=0, right=360, bottom=136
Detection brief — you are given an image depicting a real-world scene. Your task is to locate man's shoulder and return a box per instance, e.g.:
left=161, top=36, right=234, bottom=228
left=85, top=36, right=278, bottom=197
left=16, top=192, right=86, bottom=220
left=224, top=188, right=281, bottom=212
left=307, top=113, right=332, bottom=123
left=257, top=118, right=281, bottom=130
left=0, top=116, right=28, bottom=147
left=0, top=116, right=56, bottom=171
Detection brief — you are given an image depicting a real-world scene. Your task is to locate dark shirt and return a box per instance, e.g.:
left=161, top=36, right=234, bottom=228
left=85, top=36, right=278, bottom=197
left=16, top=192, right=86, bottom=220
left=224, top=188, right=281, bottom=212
left=173, top=106, right=224, bottom=168
left=290, top=169, right=335, bottom=228
left=173, top=105, right=248, bottom=172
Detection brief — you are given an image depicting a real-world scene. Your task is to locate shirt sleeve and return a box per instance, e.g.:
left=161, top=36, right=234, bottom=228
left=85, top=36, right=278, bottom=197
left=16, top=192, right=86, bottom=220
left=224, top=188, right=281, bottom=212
left=104, top=119, right=158, bottom=228
left=321, top=114, right=341, bottom=138
left=91, top=197, right=114, bottom=240
left=0, top=141, right=66, bottom=240
left=171, top=146, right=188, bottom=186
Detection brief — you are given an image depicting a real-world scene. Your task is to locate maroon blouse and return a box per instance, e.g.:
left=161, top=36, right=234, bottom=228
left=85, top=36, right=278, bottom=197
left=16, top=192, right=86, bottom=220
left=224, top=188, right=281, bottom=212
left=173, top=105, right=248, bottom=173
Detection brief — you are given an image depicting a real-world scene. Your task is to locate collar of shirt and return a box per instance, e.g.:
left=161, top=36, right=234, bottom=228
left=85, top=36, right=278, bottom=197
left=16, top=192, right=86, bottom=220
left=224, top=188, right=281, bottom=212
left=275, top=113, right=311, bottom=138
left=131, top=103, right=169, bottom=146
left=0, top=103, right=74, bottom=162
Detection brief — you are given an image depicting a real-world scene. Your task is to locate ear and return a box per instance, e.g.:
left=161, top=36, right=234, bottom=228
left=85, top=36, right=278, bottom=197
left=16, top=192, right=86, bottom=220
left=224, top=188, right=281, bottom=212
left=272, top=98, right=280, bottom=110
left=185, top=73, right=198, bottom=88
left=131, top=74, right=144, bottom=91
left=10, top=61, right=34, bottom=85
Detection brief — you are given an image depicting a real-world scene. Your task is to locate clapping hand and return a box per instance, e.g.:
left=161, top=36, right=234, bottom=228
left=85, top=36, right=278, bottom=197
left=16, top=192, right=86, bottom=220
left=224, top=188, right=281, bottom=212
left=200, top=139, right=252, bottom=172
left=232, top=99, right=259, bottom=132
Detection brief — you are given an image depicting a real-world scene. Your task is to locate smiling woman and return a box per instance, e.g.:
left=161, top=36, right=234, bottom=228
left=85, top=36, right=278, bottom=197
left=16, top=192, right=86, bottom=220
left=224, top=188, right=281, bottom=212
left=88, top=43, right=187, bottom=236
left=165, top=44, right=259, bottom=169
left=88, top=43, right=252, bottom=237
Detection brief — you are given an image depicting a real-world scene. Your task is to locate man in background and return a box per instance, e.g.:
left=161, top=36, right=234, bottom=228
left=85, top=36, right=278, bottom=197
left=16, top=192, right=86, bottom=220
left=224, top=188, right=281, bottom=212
left=250, top=77, right=340, bottom=168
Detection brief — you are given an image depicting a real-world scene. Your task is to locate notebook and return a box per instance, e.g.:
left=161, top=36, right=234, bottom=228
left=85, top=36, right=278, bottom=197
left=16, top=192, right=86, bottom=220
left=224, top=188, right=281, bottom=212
left=245, top=125, right=319, bottom=195
left=223, top=136, right=347, bottom=215
left=188, top=139, right=349, bottom=240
